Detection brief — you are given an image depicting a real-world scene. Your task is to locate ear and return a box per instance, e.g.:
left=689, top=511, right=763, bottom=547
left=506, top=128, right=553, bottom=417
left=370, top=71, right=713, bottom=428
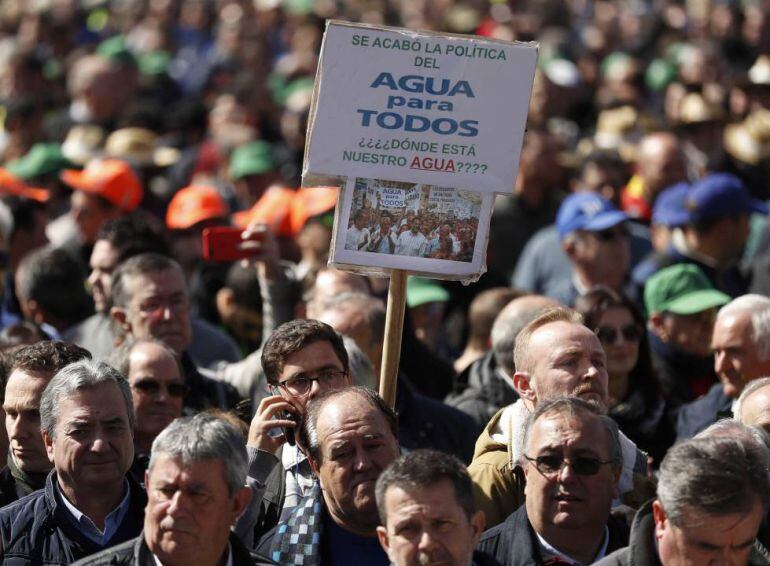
left=231, top=485, right=253, bottom=522
left=42, top=429, right=55, bottom=464
left=611, top=464, right=622, bottom=499
left=648, top=312, right=667, bottom=341
left=469, top=510, right=485, bottom=546
left=144, top=469, right=150, bottom=488
left=215, top=288, right=236, bottom=320
left=513, top=371, right=537, bottom=404
left=652, top=500, right=667, bottom=540
left=110, top=306, right=132, bottom=334
left=376, top=525, right=391, bottom=556
left=307, top=453, right=321, bottom=480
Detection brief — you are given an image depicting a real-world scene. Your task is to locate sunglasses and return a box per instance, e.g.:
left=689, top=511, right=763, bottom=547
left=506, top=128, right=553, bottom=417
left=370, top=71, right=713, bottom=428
left=595, top=323, right=642, bottom=344
left=132, top=379, right=188, bottom=398
left=524, top=454, right=616, bottom=477
left=593, top=227, right=628, bottom=242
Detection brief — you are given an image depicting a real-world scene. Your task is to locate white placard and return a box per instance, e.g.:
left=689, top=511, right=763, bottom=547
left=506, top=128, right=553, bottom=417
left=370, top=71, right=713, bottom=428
left=304, top=21, right=538, bottom=195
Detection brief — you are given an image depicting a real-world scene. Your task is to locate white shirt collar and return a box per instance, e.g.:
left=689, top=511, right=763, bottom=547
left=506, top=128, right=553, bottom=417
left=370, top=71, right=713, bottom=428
left=535, top=526, right=609, bottom=565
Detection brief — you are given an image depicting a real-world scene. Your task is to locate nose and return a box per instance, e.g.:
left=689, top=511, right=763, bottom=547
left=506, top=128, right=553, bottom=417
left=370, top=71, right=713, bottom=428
left=87, top=270, right=98, bottom=288
left=353, top=447, right=373, bottom=472
left=417, top=528, right=437, bottom=552
left=714, top=350, right=727, bottom=374
left=7, top=415, right=23, bottom=440
left=167, top=491, right=189, bottom=516
left=557, top=459, right=578, bottom=483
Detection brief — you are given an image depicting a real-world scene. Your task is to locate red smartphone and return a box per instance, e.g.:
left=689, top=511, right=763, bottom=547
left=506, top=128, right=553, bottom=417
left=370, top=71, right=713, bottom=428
left=202, top=227, right=261, bottom=262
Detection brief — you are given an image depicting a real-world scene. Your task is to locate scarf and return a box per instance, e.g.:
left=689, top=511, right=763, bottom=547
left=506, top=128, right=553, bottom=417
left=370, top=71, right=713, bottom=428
left=269, top=482, right=324, bottom=566
left=7, top=453, right=48, bottom=497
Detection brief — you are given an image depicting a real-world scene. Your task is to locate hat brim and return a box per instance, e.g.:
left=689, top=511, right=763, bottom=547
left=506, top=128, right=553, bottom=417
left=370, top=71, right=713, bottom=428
left=666, top=289, right=730, bottom=315
left=60, top=169, right=99, bottom=193
left=406, top=287, right=450, bottom=308
left=581, top=211, right=628, bottom=232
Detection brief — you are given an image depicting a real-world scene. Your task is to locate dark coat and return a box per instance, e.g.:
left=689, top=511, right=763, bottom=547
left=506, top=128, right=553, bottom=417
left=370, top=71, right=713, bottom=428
left=676, top=382, right=733, bottom=440
left=0, top=471, right=147, bottom=565
left=445, top=351, right=518, bottom=429
left=478, top=505, right=630, bottom=566
left=181, top=352, right=241, bottom=413
left=596, top=500, right=660, bottom=566
left=70, top=532, right=278, bottom=565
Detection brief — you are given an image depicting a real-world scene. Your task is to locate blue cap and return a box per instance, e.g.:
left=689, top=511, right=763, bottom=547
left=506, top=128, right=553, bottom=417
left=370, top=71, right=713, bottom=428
left=685, top=173, right=768, bottom=223
left=556, top=193, right=628, bottom=240
left=652, top=182, right=690, bottom=227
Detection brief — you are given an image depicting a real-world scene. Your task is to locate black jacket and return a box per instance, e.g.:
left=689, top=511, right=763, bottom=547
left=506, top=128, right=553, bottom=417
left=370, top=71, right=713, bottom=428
left=0, top=471, right=147, bottom=565
left=181, top=352, right=241, bottom=413
left=445, top=351, right=518, bottom=429
left=596, top=500, right=660, bottom=566
left=676, top=382, right=733, bottom=440
left=478, top=505, right=629, bottom=566
left=70, top=532, right=277, bottom=565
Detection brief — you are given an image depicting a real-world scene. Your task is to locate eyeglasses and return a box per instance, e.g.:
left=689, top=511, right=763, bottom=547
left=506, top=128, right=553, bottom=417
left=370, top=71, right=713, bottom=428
left=523, top=454, right=617, bottom=477
left=277, top=369, right=348, bottom=395
left=595, top=323, right=642, bottom=344
left=131, top=379, right=188, bottom=398
left=593, top=227, right=628, bottom=242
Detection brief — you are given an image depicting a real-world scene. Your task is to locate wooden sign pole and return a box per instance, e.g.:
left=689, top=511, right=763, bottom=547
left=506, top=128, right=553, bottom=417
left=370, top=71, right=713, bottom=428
left=379, top=269, right=407, bottom=409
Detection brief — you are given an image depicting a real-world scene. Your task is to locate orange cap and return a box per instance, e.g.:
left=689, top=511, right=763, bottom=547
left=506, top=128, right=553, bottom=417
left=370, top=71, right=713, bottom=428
left=166, top=185, right=229, bottom=230
left=0, top=168, right=50, bottom=203
left=60, top=158, right=143, bottom=212
left=233, top=186, right=295, bottom=236
left=289, top=186, right=339, bottom=235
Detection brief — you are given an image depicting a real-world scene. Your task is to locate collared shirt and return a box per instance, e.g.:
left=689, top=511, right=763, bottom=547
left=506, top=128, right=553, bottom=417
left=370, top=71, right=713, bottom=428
left=282, top=443, right=315, bottom=508
left=345, top=226, right=370, bottom=250
left=58, top=478, right=132, bottom=546
left=395, top=230, right=427, bottom=256
left=535, top=526, right=609, bottom=565
left=153, top=544, right=233, bottom=566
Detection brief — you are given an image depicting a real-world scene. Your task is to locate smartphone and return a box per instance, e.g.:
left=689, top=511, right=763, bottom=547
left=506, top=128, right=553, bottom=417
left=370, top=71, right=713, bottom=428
left=281, top=410, right=299, bottom=446
left=202, top=227, right=261, bottom=262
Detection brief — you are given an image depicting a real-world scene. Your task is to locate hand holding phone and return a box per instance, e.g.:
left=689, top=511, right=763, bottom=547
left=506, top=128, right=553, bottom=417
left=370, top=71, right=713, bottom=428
left=247, top=396, right=299, bottom=453
left=202, top=227, right=260, bottom=262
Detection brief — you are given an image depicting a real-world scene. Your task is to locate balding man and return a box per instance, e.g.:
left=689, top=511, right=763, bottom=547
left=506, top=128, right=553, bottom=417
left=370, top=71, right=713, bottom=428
left=445, top=294, right=557, bottom=428
left=734, top=376, right=770, bottom=433
left=316, top=292, right=480, bottom=462
left=678, top=294, right=770, bottom=439
left=469, top=307, right=649, bottom=528
left=621, top=132, right=687, bottom=222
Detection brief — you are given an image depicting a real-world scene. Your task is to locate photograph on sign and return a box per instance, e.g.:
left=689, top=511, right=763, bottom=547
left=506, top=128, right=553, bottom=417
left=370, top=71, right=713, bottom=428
left=303, top=21, right=537, bottom=194
left=332, top=176, right=492, bottom=278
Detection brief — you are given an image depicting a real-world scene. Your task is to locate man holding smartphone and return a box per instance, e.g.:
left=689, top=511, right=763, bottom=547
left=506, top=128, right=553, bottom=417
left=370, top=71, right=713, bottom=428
left=237, top=319, right=352, bottom=547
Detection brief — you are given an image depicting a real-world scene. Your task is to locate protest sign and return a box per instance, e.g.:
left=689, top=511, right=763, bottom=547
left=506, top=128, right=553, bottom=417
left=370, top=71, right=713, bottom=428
left=303, top=20, right=537, bottom=194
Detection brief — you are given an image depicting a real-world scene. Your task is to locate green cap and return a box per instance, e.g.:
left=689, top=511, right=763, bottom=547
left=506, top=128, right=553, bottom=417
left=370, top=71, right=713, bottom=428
left=644, top=264, right=730, bottom=315
left=229, top=141, right=275, bottom=180
left=97, top=35, right=135, bottom=65
left=6, top=143, right=73, bottom=180
left=406, top=277, right=450, bottom=308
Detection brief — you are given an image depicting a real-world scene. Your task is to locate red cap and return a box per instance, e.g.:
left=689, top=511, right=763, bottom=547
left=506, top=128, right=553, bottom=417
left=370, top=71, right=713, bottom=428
left=0, top=168, right=50, bottom=203
left=166, top=185, right=229, bottom=230
left=290, top=186, right=338, bottom=235
left=233, top=186, right=295, bottom=236
left=60, top=158, right=143, bottom=212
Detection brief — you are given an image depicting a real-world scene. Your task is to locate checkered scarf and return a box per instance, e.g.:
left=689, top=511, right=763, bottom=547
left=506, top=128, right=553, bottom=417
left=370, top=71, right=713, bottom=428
left=269, top=482, right=324, bottom=565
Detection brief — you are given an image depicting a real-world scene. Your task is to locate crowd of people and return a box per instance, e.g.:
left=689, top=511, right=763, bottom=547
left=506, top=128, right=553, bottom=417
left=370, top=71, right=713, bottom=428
left=345, top=207, right=478, bottom=261
left=0, top=0, right=767, bottom=564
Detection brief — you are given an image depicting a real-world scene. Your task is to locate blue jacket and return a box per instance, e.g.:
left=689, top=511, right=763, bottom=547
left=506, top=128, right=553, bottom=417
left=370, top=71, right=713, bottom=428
left=676, top=382, right=733, bottom=440
left=0, top=470, right=146, bottom=565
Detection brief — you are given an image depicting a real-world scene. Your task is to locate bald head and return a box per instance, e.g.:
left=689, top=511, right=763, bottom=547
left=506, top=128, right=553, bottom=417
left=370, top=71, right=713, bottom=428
left=636, top=133, right=686, bottom=199
left=490, top=295, right=559, bottom=377
left=736, top=377, right=770, bottom=434
left=308, top=268, right=371, bottom=318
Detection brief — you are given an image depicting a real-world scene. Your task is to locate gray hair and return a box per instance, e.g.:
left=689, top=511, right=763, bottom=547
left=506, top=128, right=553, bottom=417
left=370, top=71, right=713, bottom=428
left=40, top=359, right=135, bottom=438
left=111, top=253, right=185, bottom=309
left=108, top=337, right=182, bottom=380
left=735, top=377, right=770, bottom=423
left=657, top=436, right=770, bottom=526
left=696, top=419, right=770, bottom=455
left=148, top=413, right=248, bottom=496
left=318, top=292, right=386, bottom=343
left=490, top=296, right=555, bottom=377
left=343, top=335, right=377, bottom=390
left=521, top=396, right=621, bottom=466
left=718, top=295, right=770, bottom=361
left=299, top=386, right=398, bottom=464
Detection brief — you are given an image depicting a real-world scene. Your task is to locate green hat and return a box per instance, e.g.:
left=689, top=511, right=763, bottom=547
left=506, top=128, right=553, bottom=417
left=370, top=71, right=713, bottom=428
left=97, top=35, right=135, bottom=65
left=229, top=141, right=275, bottom=180
left=644, top=264, right=730, bottom=315
left=406, top=277, right=449, bottom=308
left=6, top=143, right=74, bottom=180
left=137, top=51, right=171, bottom=76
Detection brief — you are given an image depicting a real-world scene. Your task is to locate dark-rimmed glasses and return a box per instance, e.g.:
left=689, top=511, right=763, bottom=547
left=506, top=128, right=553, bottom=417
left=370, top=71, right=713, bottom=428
left=276, top=369, right=348, bottom=396
left=523, top=454, right=617, bottom=477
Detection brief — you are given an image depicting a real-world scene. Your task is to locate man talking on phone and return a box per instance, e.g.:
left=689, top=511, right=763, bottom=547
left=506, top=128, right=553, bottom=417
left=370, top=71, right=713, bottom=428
left=236, top=319, right=352, bottom=547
